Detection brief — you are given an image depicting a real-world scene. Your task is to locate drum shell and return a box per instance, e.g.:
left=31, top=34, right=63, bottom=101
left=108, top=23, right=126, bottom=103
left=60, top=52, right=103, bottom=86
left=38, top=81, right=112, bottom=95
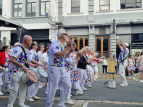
left=108, top=80, right=116, bottom=88
left=21, top=72, right=37, bottom=86
left=37, top=69, right=47, bottom=82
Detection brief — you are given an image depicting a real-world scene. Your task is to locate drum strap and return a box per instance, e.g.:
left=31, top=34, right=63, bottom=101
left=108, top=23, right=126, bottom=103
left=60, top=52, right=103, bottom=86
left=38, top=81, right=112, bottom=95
left=19, top=45, right=29, bottom=68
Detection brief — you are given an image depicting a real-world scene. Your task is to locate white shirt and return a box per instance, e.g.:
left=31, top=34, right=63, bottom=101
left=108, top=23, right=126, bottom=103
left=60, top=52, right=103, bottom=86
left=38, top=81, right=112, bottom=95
left=38, top=51, right=44, bottom=64
left=43, top=52, right=49, bottom=66
left=9, top=44, right=27, bottom=78
left=9, top=48, right=14, bottom=56
left=28, top=49, right=39, bottom=68
left=66, top=53, right=77, bottom=66
left=49, top=40, right=65, bottom=67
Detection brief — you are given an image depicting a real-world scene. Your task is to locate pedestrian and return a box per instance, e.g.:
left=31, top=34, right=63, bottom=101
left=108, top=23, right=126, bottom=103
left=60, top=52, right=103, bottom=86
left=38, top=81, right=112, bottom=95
left=0, top=46, right=11, bottom=95
left=128, top=55, right=136, bottom=80
left=7, top=35, right=36, bottom=107
left=100, top=56, right=108, bottom=75
left=65, top=42, right=82, bottom=105
left=135, top=52, right=140, bottom=76
left=45, top=28, right=73, bottom=107
left=27, top=41, right=47, bottom=102
left=113, top=55, right=117, bottom=74
left=117, top=39, right=129, bottom=86
left=139, top=51, right=143, bottom=83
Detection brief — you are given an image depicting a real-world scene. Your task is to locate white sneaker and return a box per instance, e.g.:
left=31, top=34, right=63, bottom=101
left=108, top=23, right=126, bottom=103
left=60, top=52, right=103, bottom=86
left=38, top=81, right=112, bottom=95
left=0, top=91, right=3, bottom=96
left=18, top=105, right=31, bottom=107
left=65, top=100, right=74, bottom=105
left=139, top=80, right=143, bottom=83
left=129, top=77, right=131, bottom=79
left=95, top=76, right=98, bottom=78
left=27, top=98, right=35, bottom=102
left=94, top=78, right=97, bottom=81
left=120, top=84, right=128, bottom=86
left=70, top=95, right=72, bottom=97
left=82, top=87, right=87, bottom=91
left=39, top=85, right=43, bottom=88
left=75, top=91, right=83, bottom=95
left=33, top=96, right=39, bottom=100
left=137, top=73, right=140, bottom=76
left=86, top=84, right=92, bottom=88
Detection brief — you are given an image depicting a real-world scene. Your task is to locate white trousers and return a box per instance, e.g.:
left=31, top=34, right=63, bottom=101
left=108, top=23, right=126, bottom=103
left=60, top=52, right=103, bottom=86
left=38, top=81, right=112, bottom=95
left=119, top=64, right=128, bottom=85
left=87, top=65, right=94, bottom=80
left=27, top=68, right=40, bottom=99
left=7, top=73, right=27, bottom=107
left=4, top=68, right=11, bottom=84
left=94, top=66, right=98, bottom=78
left=46, top=66, right=70, bottom=107
left=67, top=71, right=72, bottom=100
left=77, top=68, right=87, bottom=89
left=0, top=72, right=3, bottom=85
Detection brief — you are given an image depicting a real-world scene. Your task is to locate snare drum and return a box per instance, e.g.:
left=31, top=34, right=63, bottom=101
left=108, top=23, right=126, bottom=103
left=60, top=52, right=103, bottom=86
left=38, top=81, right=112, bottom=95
left=21, top=70, right=37, bottom=86
left=92, top=62, right=97, bottom=66
left=37, top=69, right=48, bottom=82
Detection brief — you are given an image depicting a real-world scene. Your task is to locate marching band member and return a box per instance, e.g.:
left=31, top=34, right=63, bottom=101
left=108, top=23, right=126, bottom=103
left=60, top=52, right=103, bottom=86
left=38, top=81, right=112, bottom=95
left=93, top=52, right=99, bottom=80
left=77, top=47, right=88, bottom=91
left=117, top=39, right=129, bottom=86
left=46, top=29, right=73, bottom=107
left=38, top=44, right=46, bottom=88
left=7, top=35, right=36, bottom=107
left=43, top=47, right=49, bottom=94
left=27, top=41, right=47, bottom=102
left=0, top=46, right=11, bottom=93
left=128, top=55, right=136, bottom=80
left=65, top=42, right=82, bottom=105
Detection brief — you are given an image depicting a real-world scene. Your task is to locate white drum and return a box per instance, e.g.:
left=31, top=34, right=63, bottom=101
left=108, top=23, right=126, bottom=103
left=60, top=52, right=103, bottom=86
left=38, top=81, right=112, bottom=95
left=91, top=62, right=97, bottom=66
left=21, top=70, right=37, bottom=86
left=37, top=69, right=48, bottom=82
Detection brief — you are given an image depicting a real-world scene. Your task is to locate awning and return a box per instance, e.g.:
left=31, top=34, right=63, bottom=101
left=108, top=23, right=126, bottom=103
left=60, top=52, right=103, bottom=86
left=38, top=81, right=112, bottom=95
left=0, top=15, right=24, bottom=29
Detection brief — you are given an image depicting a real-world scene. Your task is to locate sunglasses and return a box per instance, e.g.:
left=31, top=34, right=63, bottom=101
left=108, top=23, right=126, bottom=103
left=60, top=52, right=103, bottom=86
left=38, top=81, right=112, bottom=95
left=32, top=43, right=38, bottom=45
left=63, top=33, right=68, bottom=36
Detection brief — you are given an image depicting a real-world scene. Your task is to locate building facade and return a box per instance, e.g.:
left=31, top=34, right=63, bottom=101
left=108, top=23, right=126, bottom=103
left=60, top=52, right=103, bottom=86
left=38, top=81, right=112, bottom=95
left=1, top=0, right=143, bottom=58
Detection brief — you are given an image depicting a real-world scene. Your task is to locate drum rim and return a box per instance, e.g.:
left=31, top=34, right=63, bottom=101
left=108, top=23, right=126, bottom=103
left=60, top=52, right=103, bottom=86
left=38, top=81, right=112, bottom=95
left=39, top=69, right=48, bottom=77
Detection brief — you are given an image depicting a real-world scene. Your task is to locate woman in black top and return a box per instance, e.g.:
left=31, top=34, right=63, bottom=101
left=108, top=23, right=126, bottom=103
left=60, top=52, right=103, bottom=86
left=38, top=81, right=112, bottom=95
left=77, top=47, right=91, bottom=91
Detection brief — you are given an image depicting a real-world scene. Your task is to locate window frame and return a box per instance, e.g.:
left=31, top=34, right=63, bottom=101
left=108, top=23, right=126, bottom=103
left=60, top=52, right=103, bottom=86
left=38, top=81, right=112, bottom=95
left=99, top=0, right=110, bottom=11
left=13, top=0, right=22, bottom=17
left=68, top=37, right=89, bottom=50
left=26, top=0, right=36, bottom=17
left=71, top=0, right=80, bottom=13
left=120, top=0, right=142, bottom=9
left=40, top=0, right=49, bottom=16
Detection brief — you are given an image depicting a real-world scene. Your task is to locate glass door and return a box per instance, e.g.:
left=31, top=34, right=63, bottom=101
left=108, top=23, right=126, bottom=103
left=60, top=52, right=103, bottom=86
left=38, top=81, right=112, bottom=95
left=95, top=36, right=109, bottom=58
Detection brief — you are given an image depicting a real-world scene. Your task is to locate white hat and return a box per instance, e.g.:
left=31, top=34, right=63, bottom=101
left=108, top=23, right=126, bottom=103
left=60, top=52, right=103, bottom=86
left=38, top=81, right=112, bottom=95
left=124, top=42, right=129, bottom=47
left=14, top=42, right=20, bottom=46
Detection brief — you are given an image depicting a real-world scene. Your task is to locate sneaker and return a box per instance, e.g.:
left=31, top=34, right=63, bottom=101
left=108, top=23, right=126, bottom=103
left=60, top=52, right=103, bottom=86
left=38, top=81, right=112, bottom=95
left=133, top=77, right=137, bottom=81
left=65, top=100, right=74, bottom=105
left=75, top=91, right=83, bottom=95
left=120, top=84, right=128, bottom=86
left=82, top=87, right=87, bottom=91
left=33, top=96, right=39, bottom=100
left=45, top=90, right=48, bottom=95
left=95, top=76, right=98, bottom=78
left=42, top=82, right=46, bottom=86
left=94, top=78, right=97, bottom=81
left=139, top=80, right=143, bottom=83
left=0, top=91, right=3, bottom=96
left=70, top=95, right=72, bottom=97
left=137, top=73, right=140, bottom=76
left=27, top=98, right=35, bottom=102
left=129, top=77, right=131, bottom=79
left=18, top=104, right=31, bottom=107
left=85, top=84, right=92, bottom=88
left=39, top=85, right=43, bottom=88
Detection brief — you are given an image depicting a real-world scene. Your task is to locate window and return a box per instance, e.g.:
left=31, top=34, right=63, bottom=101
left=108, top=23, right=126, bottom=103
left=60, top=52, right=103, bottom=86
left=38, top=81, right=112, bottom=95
left=40, top=0, right=50, bottom=16
left=27, top=0, right=36, bottom=17
left=13, top=0, right=22, bottom=17
left=71, top=0, right=80, bottom=13
left=0, top=0, right=2, bottom=15
left=121, top=0, right=141, bottom=9
left=68, top=37, right=89, bottom=50
left=99, top=0, right=110, bottom=11
left=3, top=37, right=6, bottom=45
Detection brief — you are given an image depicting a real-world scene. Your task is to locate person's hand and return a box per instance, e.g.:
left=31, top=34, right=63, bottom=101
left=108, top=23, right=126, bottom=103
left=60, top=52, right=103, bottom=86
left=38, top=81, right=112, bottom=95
left=67, top=40, right=73, bottom=48
left=120, top=39, right=122, bottom=43
left=0, top=66, right=3, bottom=69
left=22, top=65, right=27, bottom=73
left=38, top=63, right=43, bottom=66
left=32, top=64, right=38, bottom=68
left=116, top=39, right=119, bottom=43
left=44, top=66, right=48, bottom=69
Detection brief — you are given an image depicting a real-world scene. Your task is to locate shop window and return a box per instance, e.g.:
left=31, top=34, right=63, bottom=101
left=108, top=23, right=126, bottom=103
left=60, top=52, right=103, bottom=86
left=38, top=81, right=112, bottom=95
left=99, top=0, right=110, bottom=11
left=71, top=0, right=80, bottom=13
left=121, top=0, right=141, bottom=9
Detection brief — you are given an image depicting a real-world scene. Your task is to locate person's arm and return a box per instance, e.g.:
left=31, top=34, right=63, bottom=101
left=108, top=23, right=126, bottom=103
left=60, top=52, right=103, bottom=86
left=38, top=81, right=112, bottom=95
left=120, top=39, right=126, bottom=50
left=140, top=56, right=143, bottom=67
left=117, top=39, right=122, bottom=49
left=133, top=59, right=135, bottom=66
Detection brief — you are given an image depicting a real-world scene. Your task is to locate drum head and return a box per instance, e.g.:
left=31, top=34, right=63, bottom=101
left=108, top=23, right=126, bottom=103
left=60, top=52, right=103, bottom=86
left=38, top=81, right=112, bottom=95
left=92, top=62, right=97, bottom=66
left=27, top=70, right=37, bottom=82
left=39, top=69, right=48, bottom=77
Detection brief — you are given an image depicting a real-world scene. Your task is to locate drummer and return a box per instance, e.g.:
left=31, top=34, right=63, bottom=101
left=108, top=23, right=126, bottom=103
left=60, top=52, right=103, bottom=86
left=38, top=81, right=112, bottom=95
left=38, top=44, right=46, bottom=88
left=27, top=41, right=47, bottom=102
left=46, top=28, right=73, bottom=107
left=7, top=35, right=36, bottom=107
